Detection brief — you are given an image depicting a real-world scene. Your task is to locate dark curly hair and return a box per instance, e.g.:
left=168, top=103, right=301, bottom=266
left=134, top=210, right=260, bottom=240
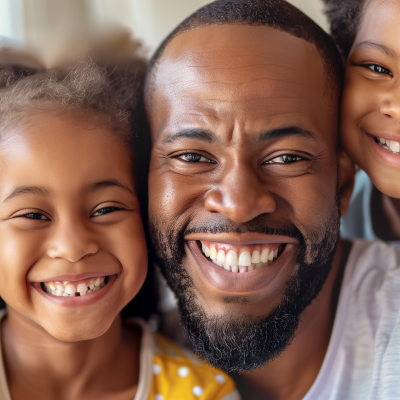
left=322, top=0, right=368, bottom=58
left=0, top=44, right=158, bottom=321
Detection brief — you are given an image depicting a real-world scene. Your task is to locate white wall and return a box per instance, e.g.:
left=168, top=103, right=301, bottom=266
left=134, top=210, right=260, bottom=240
left=1, top=0, right=328, bottom=56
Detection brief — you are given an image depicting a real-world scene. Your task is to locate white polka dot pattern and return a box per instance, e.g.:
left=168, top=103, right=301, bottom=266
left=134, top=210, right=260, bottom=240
left=192, top=386, right=204, bottom=396
left=152, top=364, right=161, bottom=374
left=155, top=395, right=163, bottom=400
left=178, top=366, right=190, bottom=377
left=215, top=374, right=225, bottom=383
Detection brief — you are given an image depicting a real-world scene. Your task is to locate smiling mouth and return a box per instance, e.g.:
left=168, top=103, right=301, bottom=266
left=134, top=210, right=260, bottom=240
left=375, top=136, right=400, bottom=155
left=40, top=276, right=110, bottom=297
left=198, top=240, right=285, bottom=273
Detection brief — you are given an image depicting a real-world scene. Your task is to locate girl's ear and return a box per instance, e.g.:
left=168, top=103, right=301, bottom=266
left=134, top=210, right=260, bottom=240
left=337, top=147, right=355, bottom=216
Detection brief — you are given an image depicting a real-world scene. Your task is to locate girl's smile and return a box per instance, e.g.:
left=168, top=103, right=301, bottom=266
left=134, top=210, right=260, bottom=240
left=0, top=111, right=147, bottom=342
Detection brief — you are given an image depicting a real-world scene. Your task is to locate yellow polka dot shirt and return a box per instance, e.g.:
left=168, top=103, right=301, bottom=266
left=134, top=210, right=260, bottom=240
left=149, top=332, right=241, bottom=400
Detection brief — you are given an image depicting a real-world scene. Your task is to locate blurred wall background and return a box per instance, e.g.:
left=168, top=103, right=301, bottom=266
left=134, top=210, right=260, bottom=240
left=0, top=0, right=328, bottom=57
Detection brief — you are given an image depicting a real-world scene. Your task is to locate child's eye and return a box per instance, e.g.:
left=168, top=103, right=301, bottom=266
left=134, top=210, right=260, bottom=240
left=264, top=154, right=303, bottom=164
left=366, top=64, right=393, bottom=76
left=22, top=213, right=49, bottom=220
left=177, top=153, right=214, bottom=163
left=91, top=207, right=123, bottom=217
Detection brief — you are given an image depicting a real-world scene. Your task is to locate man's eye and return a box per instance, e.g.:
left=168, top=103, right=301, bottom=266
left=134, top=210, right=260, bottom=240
left=265, top=155, right=303, bottom=164
left=22, top=213, right=49, bottom=220
left=178, top=153, right=212, bottom=163
left=92, top=207, right=122, bottom=217
left=366, top=64, right=392, bottom=76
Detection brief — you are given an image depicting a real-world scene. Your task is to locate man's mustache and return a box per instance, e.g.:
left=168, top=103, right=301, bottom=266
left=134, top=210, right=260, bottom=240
left=183, top=217, right=304, bottom=242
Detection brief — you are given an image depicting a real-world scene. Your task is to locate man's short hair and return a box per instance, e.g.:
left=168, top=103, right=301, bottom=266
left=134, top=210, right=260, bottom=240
left=146, top=0, right=344, bottom=101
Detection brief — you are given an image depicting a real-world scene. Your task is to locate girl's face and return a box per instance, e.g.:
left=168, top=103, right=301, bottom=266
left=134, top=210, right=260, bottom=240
left=0, top=112, right=147, bottom=341
left=341, top=0, right=400, bottom=198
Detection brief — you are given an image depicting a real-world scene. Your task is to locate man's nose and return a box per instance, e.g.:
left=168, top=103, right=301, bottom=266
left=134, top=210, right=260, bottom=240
left=46, top=220, right=99, bottom=262
left=380, top=86, right=400, bottom=123
left=204, top=165, right=276, bottom=223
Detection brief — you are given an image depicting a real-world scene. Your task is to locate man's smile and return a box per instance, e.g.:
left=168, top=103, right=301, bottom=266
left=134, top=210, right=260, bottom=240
left=185, top=235, right=298, bottom=293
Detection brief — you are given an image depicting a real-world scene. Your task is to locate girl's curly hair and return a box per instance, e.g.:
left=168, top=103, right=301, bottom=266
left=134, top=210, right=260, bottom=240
left=322, top=0, right=368, bottom=59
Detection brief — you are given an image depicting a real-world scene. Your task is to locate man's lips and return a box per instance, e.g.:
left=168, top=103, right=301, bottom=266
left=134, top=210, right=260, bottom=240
left=186, top=236, right=297, bottom=293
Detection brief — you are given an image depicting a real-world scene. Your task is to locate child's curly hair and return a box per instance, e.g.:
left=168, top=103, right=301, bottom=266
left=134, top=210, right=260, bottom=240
left=0, top=42, right=157, bottom=320
left=322, top=0, right=368, bottom=59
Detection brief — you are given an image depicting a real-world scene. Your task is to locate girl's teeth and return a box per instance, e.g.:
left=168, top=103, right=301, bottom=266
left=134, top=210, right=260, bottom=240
left=201, top=242, right=282, bottom=273
left=377, top=137, right=400, bottom=155
left=43, top=277, right=107, bottom=297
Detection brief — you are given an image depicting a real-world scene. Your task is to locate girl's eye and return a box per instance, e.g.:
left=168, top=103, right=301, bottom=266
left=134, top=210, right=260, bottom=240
left=22, top=213, right=49, bottom=220
left=366, top=64, right=392, bottom=76
left=178, top=153, right=213, bottom=163
left=264, top=155, right=303, bottom=164
left=92, top=207, right=122, bottom=217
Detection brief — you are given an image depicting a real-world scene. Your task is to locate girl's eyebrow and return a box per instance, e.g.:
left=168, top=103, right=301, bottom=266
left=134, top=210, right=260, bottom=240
left=88, top=180, right=134, bottom=195
left=355, top=41, right=398, bottom=60
left=3, top=186, right=48, bottom=203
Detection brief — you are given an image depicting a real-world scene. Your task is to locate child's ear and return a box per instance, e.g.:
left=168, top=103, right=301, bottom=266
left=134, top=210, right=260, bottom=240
left=337, top=147, right=355, bottom=217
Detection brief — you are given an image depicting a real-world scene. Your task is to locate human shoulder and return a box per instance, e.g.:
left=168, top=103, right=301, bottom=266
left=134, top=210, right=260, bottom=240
left=150, top=332, right=241, bottom=400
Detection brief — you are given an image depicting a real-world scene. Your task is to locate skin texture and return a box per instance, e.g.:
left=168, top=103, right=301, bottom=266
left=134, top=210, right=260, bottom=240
left=0, top=112, right=147, bottom=400
left=342, top=0, right=400, bottom=200
left=147, top=24, right=354, bottom=399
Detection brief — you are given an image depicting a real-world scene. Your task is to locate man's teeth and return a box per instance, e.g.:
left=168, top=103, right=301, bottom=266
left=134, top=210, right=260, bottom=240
left=201, top=243, right=280, bottom=273
left=377, top=137, right=400, bottom=154
left=42, top=277, right=107, bottom=297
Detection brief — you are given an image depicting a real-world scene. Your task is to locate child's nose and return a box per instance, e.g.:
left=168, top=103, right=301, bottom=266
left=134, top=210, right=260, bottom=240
left=46, top=220, right=99, bottom=262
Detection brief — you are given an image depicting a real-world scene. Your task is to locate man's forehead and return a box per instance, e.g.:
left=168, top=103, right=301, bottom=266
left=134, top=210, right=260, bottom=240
left=150, top=24, right=333, bottom=143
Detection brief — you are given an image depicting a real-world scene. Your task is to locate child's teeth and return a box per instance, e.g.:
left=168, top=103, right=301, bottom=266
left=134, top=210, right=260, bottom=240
left=231, top=265, right=239, bottom=273
left=77, top=283, right=87, bottom=296
left=239, top=266, right=248, bottom=273
left=248, top=264, right=255, bottom=271
left=380, top=137, right=386, bottom=144
left=390, top=140, right=400, bottom=153
left=239, top=251, right=251, bottom=267
left=268, top=250, right=274, bottom=261
left=386, top=139, right=390, bottom=146
left=64, top=284, right=76, bottom=296
left=204, top=245, right=210, bottom=258
left=42, top=277, right=108, bottom=297
left=260, top=248, right=269, bottom=263
left=251, top=250, right=260, bottom=264
left=217, top=250, right=226, bottom=263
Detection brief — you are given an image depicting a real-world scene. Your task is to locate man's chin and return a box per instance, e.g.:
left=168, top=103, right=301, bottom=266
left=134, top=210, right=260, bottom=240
left=179, top=308, right=299, bottom=373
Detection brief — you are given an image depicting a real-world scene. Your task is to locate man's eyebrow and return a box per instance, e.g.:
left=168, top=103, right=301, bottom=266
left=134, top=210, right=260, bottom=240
left=355, top=41, right=397, bottom=59
left=3, top=186, right=49, bottom=203
left=162, top=129, right=218, bottom=144
left=88, top=179, right=134, bottom=195
left=257, top=126, right=317, bottom=142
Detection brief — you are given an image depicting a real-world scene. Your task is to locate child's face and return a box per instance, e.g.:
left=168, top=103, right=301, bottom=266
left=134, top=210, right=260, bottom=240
left=0, top=112, right=147, bottom=341
left=341, top=0, right=400, bottom=197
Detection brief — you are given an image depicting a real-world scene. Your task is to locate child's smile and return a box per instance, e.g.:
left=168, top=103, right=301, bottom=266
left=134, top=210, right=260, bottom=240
left=0, top=110, right=147, bottom=342
left=341, top=0, right=400, bottom=197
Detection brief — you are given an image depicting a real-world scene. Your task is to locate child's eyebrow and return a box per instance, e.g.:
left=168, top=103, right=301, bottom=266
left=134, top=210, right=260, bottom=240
left=355, top=41, right=398, bottom=60
left=3, top=186, right=48, bottom=203
left=88, top=180, right=134, bottom=195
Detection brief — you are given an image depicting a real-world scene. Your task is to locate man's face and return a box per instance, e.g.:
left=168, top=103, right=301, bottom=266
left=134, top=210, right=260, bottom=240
left=148, top=25, right=342, bottom=371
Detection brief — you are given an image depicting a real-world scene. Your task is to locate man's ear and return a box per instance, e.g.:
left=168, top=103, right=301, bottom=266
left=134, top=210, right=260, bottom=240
left=337, top=147, right=355, bottom=217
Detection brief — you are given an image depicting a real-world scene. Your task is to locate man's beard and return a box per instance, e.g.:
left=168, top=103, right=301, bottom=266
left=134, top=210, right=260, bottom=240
left=150, top=189, right=341, bottom=373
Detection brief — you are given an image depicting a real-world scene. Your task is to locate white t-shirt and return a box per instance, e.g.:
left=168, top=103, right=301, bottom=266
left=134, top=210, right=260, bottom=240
left=303, top=239, right=400, bottom=399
